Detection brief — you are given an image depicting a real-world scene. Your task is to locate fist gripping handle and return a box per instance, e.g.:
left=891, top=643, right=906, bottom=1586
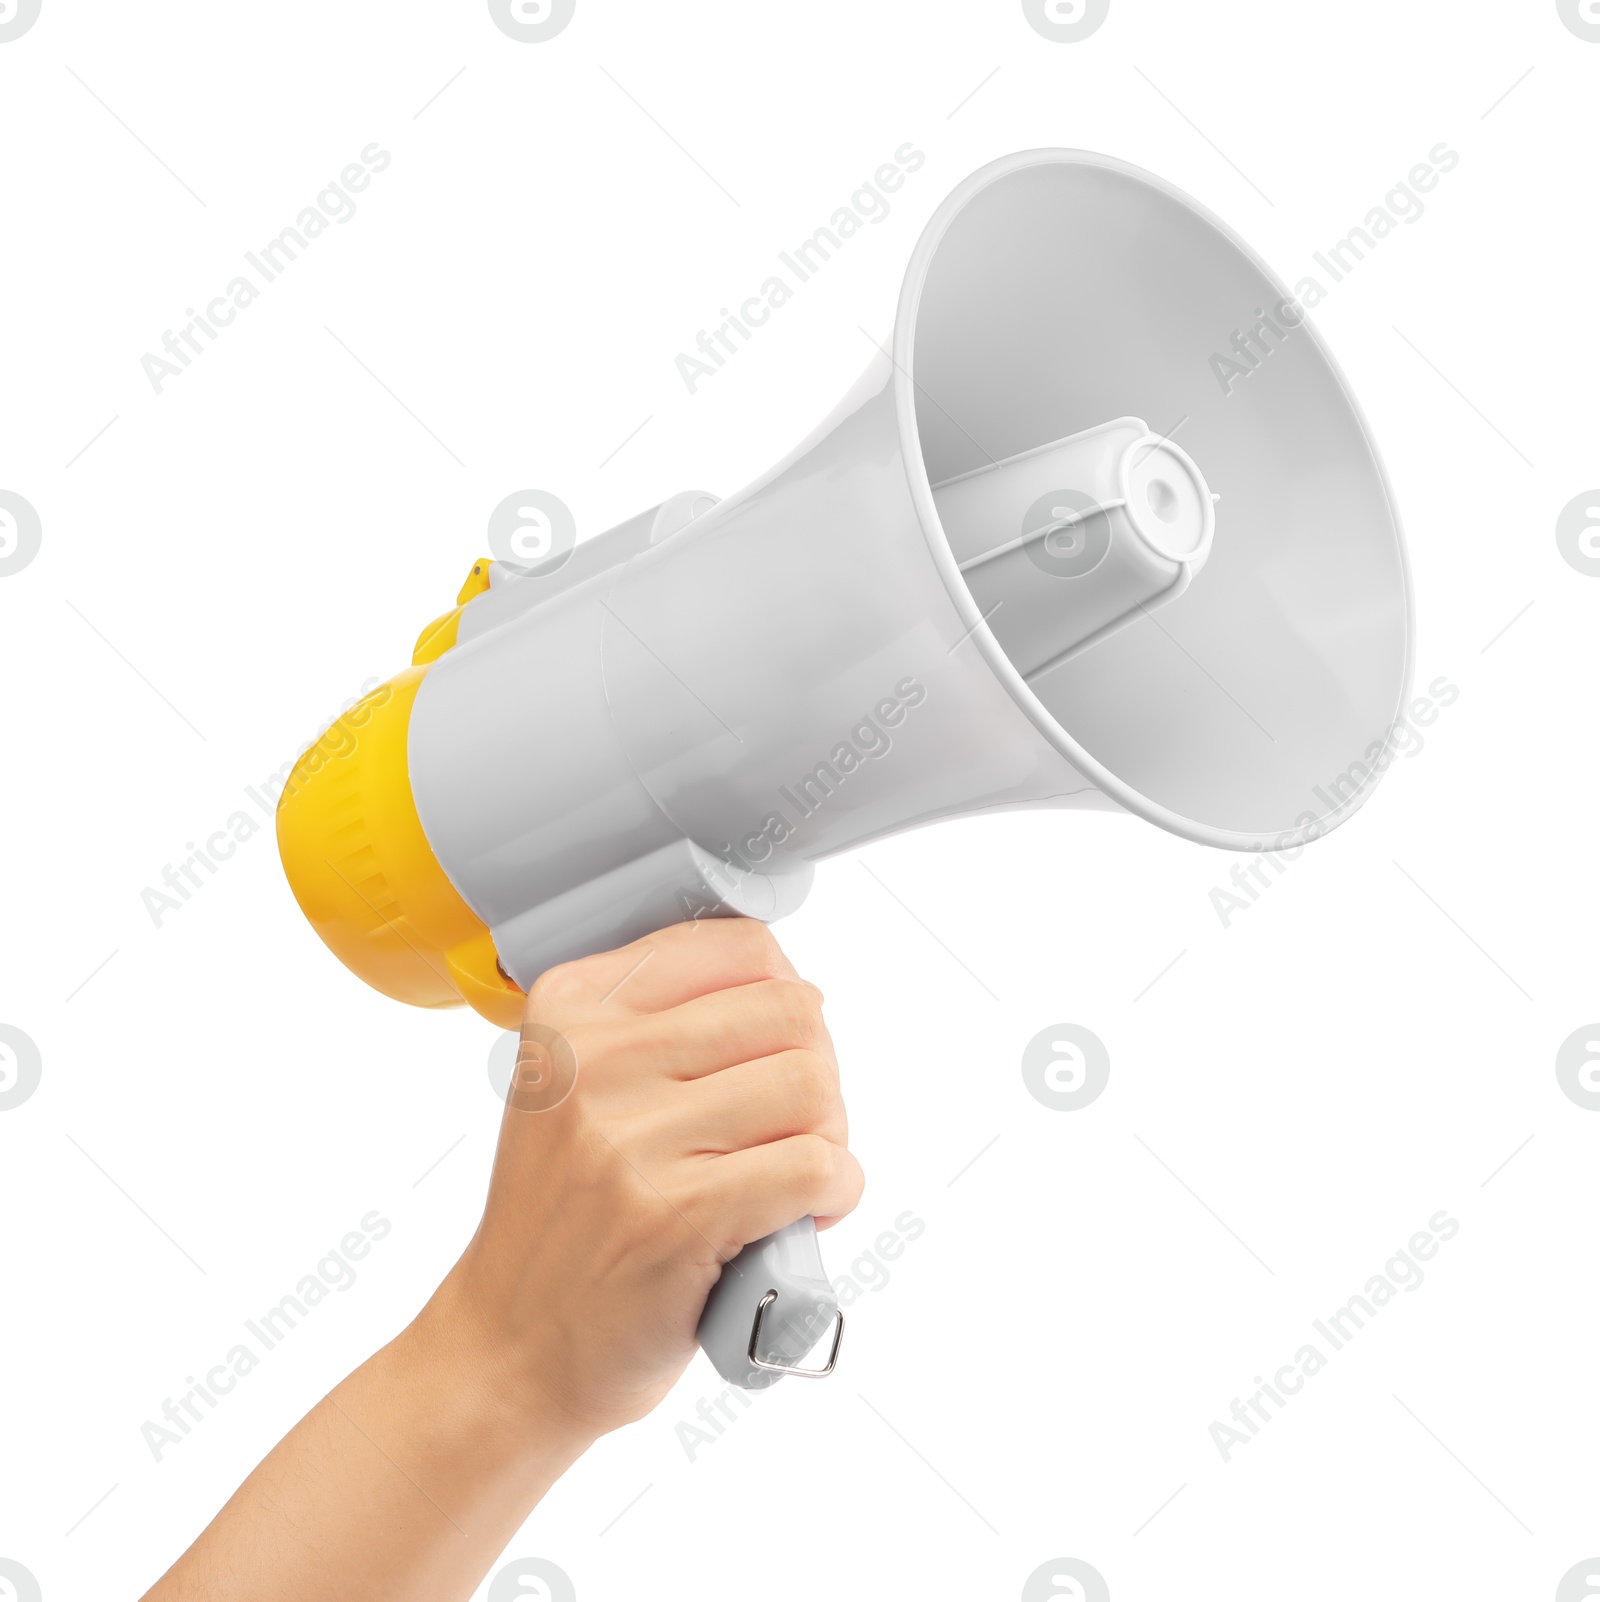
left=696, top=1216, right=843, bottom=1388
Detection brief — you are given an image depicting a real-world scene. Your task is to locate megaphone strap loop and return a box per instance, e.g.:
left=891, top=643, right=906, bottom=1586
left=746, top=1290, right=845, bottom=1379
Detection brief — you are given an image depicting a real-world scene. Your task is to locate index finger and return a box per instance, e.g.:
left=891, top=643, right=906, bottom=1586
left=548, top=916, right=800, bottom=1015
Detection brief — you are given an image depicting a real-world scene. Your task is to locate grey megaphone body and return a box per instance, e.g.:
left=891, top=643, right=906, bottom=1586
left=277, top=150, right=1413, bottom=1389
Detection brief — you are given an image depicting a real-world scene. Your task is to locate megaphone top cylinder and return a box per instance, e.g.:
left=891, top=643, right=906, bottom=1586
left=1121, top=435, right=1213, bottom=564
left=892, top=150, right=1414, bottom=850
left=935, top=416, right=1213, bottom=681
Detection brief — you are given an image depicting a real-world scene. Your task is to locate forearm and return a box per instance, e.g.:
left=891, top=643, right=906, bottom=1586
left=141, top=1281, right=596, bottom=1602
left=142, top=921, right=860, bottom=1594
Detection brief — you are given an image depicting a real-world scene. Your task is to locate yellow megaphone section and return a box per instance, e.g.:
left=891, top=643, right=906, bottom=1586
left=274, top=560, right=525, bottom=1029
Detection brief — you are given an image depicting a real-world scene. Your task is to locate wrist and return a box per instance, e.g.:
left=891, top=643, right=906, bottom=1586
left=403, top=1272, right=599, bottom=1470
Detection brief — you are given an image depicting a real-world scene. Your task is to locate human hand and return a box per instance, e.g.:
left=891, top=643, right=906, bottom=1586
left=432, top=917, right=863, bottom=1438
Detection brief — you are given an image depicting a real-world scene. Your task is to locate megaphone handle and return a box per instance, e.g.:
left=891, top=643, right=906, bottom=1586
left=695, top=1215, right=844, bottom=1388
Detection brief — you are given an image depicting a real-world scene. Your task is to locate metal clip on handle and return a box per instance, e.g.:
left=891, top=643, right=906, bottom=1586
left=748, top=1289, right=844, bottom=1378
left=696, top=1216, right=843, bottom=1389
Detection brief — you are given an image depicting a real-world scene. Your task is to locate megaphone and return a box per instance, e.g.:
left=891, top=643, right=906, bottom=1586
left=277, top=149, right=1412, bottom=1388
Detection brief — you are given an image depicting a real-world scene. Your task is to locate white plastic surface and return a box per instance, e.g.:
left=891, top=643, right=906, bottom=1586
left=934, top=415, right=1215, bottom=679
left=411, top=152, right=1411, bottom=944
left=898, top=152, right=1412, bottom=845
left=696, top=1217, right=837, bottom=1390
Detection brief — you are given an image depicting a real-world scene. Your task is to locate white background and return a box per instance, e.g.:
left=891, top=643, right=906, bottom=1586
left=2, top=2, right=1598, bottom=1599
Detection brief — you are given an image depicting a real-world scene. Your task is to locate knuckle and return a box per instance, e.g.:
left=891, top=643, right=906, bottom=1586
left=731, top=916, right=783, bottom=966
left=527, top=959, right=584, bottom=1014
left=793, top=1134, right=835, bottom=1190
left=770, top=979, right=824, bottom=1042
left=655, top=919, right=702, bottom=951
left=705, top=915, right=783, bottom=973
left=782, top=1052, right=834, bottom=1126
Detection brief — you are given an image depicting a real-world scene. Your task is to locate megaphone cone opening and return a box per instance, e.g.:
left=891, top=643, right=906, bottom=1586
left=893, top=149, right=1414, bottom=851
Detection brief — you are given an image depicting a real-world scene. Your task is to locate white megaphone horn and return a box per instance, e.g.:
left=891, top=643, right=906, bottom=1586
left=278, top=149, right=1413, bottom=1388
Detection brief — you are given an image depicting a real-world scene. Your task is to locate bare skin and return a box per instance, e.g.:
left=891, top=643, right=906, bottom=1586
left=141, top=918, right=862, bottom=1601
